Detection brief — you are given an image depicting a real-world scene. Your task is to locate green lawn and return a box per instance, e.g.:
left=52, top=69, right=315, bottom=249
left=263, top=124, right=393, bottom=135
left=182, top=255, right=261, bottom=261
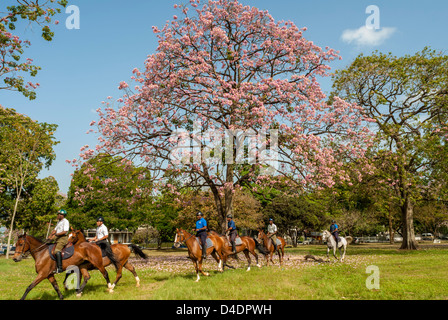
left=1, top=243, right=448, bottom=300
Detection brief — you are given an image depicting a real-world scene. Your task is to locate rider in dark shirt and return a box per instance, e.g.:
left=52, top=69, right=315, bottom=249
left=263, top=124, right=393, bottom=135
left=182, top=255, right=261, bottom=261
left=225, top=214, right=238, bottom=253
left=330, top=220, right=340, bottom=245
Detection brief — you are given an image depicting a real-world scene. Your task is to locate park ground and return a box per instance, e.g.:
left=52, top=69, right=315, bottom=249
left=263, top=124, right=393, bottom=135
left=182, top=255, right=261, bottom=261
left=1, top=242, right=448, bottom=300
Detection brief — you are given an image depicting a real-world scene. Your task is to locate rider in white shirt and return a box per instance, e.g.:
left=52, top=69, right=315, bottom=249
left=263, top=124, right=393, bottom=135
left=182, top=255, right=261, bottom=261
left=89, top=217, right=109, bottom=246
left=48, top=209, right=70, bottom=273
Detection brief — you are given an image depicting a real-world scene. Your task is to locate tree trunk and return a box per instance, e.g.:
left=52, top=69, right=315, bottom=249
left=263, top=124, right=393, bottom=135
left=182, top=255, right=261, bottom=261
left=400, top=198, right=418, bottom=250
left=388, top=202, right=394, bottom=244
left=6, top=183, right=22, bottom=259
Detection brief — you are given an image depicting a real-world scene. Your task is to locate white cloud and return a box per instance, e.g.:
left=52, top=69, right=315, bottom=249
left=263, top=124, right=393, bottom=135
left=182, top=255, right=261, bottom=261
left=341, top=26, right=396, bottom=47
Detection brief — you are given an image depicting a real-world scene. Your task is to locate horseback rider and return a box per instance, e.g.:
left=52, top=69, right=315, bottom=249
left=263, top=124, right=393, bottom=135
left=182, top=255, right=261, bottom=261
left=194, top=211, right=208, bottom=259
left=225, top=214, right=238, bottom=253
left=330, top=220, right=340, bottom=245
left=267, top=218, right=278, bottom=251
left=48, top=209, right=70, bottom=273
left=89, top=216, right=110, bottom=250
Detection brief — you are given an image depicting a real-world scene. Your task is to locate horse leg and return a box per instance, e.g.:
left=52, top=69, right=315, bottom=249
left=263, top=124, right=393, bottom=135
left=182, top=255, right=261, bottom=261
left=341, top=245, right=346, bottom=262
left=20, top=273, right=47, bottom=300
left=112, top=263, right=124, bottom=289
left=48, top=274, right=64, bottom=300
left=76, top=267, right=91, bottom=298
left=62, top=272, right=69, bottom=290
left=124, top=261, right=140, bottom=287
left=270, top=249, right=275, bottom=265
left=198, top=258, right=210, bottom=278
left=243, top=250, right=251, bottom=271
left=326, top=247, right=330, bottom=261
left=278, top=247, right=283, bottom=266
left=89, top=259, right=113, bottom=292
left=252, top=249, right=261, bottom=268
left=211, top=251, right=223, bottom=272
left=192, top=260, right=200, bottom=282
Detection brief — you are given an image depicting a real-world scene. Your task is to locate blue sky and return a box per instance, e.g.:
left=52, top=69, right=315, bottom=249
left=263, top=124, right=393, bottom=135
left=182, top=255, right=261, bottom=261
left=1, top=0, right=448, bottom=194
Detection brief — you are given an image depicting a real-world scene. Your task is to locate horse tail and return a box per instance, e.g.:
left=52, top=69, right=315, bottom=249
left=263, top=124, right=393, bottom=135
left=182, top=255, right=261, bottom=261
left=345, top=236, right=353, bottom=245
left=128, top=244, right=148, bottom=260
left=99, top=242, right=119, bottom=270
left=253, top=237, right=269, bottom=255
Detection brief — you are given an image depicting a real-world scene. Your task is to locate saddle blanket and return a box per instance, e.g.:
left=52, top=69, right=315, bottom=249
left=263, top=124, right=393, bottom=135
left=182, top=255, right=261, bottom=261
left=48, top=243, right=75, bottom=261
left=227, top=236, right=243, bottom=246
left=270, top=238, right=281, bottom=246
left=196, top=237, right=214, bottom=249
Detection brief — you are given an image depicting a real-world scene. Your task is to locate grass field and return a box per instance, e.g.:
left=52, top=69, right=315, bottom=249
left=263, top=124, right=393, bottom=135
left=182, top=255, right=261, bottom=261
left=1, top=243, right=448, bottom=300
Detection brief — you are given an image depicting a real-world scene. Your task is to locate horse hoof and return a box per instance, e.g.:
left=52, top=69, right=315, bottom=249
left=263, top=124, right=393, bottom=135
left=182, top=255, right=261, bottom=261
left=76, top=293, right=82, bottom=298
left=256, top=264, right=261, bottom=268
left=205, top=272, right=210, bottom=276
left=246, top=267, right=251, bottom=272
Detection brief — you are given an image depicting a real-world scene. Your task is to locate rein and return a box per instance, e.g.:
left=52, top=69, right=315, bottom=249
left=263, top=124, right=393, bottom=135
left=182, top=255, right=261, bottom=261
left=178, top=232, right=194, bottom=245
left=175, top=230, right=196, bottom=247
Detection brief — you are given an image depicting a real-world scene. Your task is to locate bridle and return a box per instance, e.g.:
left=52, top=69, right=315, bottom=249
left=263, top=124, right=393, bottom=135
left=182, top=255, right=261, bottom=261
left=174, top=230, right=194, bottom=247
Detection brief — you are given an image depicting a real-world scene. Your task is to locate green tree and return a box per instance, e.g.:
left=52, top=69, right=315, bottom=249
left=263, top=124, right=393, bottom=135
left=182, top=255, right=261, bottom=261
left=331, top=48, right=448, bottom=249
left=66, top=154, right=152, bottom=231
left=1, top=0, right=68, bottom=99
left=0, top=106, right=59, bottom=257
left=18, top=176, right=59, bottom=237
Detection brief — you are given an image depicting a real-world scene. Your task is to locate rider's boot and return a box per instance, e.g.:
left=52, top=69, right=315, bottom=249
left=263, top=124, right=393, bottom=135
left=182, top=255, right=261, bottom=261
left=55, top=251, right=63, bottom=274
left=231, top=241, right=236, bottom=254
left=202, top=245, right=207, bottom=260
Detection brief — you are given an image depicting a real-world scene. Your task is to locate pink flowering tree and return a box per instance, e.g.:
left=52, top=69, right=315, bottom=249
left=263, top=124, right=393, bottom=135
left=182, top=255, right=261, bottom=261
left=81, top=0, right=372, bottom=232
left=0, top=0, right=67, bottom=99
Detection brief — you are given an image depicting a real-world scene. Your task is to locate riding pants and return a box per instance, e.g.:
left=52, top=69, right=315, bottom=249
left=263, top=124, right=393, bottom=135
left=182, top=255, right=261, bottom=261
left=54, top=235, right=68, bottom=253
left=197, top=230, right=207, bottom=258
left=332, top=231, right=340, bottom=244
left=228, top=230, right=237, bottom=253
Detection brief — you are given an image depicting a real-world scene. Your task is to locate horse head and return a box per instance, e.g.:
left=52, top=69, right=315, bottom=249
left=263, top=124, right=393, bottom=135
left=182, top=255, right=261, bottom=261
left=174, top=228, right=185, bottom=248
left=321, top=230, right=331, bottom=241
left=257, top=229, right=266, bottom=244
left=68, top=228, right=85, bottom=244
left=12, top=233, right=30, bottom=262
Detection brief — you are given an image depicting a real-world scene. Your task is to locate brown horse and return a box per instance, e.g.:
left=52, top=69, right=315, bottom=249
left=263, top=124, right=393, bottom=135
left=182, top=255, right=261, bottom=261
left=208, top=230, right=265, bottom=271
left=67, top=228, right=148, bottom=289
left=257, top=229, right=286, bottom=266
left=174, top=228, right=225, bottom=282
left=12, top=233, right=116, bottom=300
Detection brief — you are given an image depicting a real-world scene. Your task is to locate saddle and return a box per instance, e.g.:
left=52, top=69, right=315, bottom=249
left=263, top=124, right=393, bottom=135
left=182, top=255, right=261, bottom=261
left=226, top=236, right=243, bottom=246
left=270, top=238, right=281, bottom=246
left=48, top=242, right=75, bottom=261
left=195, top=237, right=214, bottom=249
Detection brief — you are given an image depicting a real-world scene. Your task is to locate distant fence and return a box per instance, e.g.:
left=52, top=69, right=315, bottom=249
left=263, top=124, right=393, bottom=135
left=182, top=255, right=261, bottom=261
left=354, top=236, right=403, bottom=243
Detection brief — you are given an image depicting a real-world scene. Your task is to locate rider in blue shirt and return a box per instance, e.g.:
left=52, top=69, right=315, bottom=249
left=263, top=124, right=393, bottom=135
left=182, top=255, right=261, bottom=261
left=194, top=212, right=208, bottom=259
left=330, top=220, right=340, bottom=245
left=225, top=214, right=238, bottom=253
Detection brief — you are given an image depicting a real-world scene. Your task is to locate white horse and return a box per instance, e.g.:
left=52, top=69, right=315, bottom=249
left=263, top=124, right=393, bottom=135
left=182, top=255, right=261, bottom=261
left=322, top=230, right=352, bottom=262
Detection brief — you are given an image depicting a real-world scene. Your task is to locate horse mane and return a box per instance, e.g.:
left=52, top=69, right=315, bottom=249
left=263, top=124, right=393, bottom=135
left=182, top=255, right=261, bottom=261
left=22, top=234, right=45, bottom=242
left=20, top=234, right=47, bottom=245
